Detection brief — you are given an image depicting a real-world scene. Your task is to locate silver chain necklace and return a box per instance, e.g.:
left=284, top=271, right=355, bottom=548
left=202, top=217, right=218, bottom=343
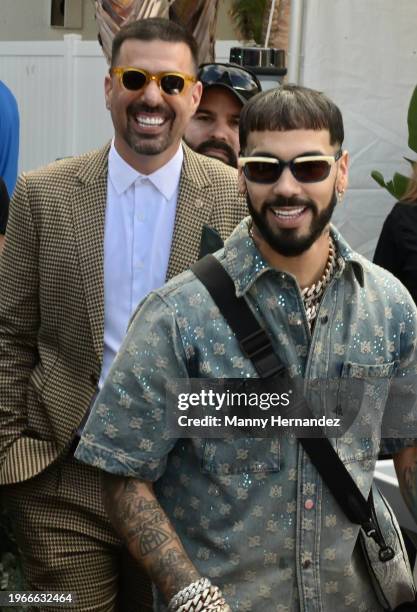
left=248, top=226, right=337, bottom=326
left=301, top=236, right=337, bottom=325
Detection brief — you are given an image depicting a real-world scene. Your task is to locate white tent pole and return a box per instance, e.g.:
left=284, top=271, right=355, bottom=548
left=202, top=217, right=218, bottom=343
left=264, top=0, right=277, bottom=48
left=287, top=0, right=305, bottom=84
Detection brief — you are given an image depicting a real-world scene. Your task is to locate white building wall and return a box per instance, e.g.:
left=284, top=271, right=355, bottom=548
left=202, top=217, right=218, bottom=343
left=300, top=0, right=417, bottom=258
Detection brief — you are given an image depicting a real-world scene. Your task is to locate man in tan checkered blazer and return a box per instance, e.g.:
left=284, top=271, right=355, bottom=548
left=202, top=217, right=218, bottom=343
left=0, top=18, right=246, bottom=611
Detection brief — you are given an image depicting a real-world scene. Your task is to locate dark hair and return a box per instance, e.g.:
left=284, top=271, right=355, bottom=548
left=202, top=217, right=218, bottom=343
left=111, top=18, right=199, bottom=72
left=239, top=84, right=344, bottom=152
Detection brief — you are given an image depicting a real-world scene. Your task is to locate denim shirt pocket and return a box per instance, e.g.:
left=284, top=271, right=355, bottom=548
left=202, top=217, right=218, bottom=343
left=335, top=360, right=398, bottom=464
left=201, top=438, right=281, bottom=474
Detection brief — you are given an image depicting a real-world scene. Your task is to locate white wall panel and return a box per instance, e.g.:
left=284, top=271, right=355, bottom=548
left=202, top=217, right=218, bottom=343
left=0, top=38, right=241, bottom=175
left=300, top=0, right=417, bottom=258
left=0, top=41, right=67, bottom=173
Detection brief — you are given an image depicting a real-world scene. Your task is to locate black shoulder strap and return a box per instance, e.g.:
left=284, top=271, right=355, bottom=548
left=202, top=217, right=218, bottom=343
left=191, top=255, right=393, bottom=558
left=191, top=254, right=284, bottom=379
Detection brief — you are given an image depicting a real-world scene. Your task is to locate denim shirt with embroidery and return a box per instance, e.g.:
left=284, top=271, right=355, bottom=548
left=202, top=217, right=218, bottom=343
left=76, top=218, right=417, bottom=612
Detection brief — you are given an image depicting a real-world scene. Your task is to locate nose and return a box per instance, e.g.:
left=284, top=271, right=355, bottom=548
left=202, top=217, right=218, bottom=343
left=139, top=79, right=164, bottom=106
left=210, top=119, right=232, bottom=143
left=271, top=166, right=302, bottom=197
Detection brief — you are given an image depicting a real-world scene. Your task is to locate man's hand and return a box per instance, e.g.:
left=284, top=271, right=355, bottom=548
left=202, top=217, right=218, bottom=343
left=101, top=473, right=200, bottom=604
left=394, top=445, right=417, bottom=525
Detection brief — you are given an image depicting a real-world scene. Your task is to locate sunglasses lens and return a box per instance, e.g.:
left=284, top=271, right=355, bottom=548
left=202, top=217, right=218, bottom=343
left=244, top=161, right=282, bottom=184
left=293, top=160, right=331, bottom=182
left=198, top=65, right=261, bottom=101
left=122, top=70, right=147, bottom=91
left=160, top=74, right=185, bottom=95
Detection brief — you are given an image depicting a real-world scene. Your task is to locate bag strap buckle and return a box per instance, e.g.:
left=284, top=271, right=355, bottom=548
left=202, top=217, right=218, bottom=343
left=240, top=329, right=284, bottom=378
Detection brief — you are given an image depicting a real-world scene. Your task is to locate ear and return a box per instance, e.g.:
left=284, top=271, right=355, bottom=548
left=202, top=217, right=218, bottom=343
left=336, top=149, right=349, bottom=194
left=238, top=166, right=247, bottom=195
left=104, top=73, right=113, bottom=110
left=190, top=80, right=203, bottom=115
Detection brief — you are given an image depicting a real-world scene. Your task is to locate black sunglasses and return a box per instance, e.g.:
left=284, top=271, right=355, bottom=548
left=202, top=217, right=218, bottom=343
left=110, top=67, right=197, bottom=96
left=239, top=151, right=343, bottom=184
left=197, top=63, right=262, bottom=101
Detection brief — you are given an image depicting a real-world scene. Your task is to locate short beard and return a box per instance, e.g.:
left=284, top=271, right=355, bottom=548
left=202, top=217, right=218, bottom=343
left=247, top=190, right=337, bottom=257
left=125, top=102, right=174, bottom=156
left=187, top=137, right=238, bottom=168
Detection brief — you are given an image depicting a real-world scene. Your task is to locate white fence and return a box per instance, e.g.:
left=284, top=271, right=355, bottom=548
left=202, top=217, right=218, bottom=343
left=1, top=11, right=416, bottom=258
left=0, top=36, right=237, bottom=174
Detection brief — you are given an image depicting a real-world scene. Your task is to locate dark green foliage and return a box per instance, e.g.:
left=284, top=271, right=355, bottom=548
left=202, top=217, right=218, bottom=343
left=372, top=85, right=417, bottom=199
left=229, top=0, right=268, bottom=44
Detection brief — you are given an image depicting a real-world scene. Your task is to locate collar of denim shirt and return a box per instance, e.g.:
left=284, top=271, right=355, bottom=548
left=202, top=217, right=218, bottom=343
left=222, top=217, right=365, bottom=298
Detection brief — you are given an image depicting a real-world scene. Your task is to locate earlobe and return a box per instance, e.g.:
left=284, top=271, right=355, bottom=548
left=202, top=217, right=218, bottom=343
left=192, top=81, right=203, bottom=110
left=336, top=188, right=345, bottom=203
left=238, top=171, right=247, bottom=195
left=104, top=74, right=112, bottom=110
left=337, top=150, right=349, bottom=194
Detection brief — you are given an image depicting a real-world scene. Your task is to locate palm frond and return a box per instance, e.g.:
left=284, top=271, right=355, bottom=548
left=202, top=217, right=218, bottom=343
left=94, top=0, right=219, bottom=65
left=94, top=0, right=175, bottom=63
left=229, top=0, right=268, bottom=44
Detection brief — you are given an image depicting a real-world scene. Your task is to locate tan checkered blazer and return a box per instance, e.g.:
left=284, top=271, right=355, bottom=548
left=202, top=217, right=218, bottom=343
left=0, top=143, right=247, bottom=485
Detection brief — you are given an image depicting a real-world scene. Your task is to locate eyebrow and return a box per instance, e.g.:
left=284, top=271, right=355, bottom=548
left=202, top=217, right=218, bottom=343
left=251, top=149, right=325, bottom=158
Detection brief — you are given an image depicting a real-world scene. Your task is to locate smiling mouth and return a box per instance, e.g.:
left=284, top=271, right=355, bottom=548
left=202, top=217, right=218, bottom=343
left=271, top=206, right=307, bottom=219
left=134, top=113, right=166, bottom=128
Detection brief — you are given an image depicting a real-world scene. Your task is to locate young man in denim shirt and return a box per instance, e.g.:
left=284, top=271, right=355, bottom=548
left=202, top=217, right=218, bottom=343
left=76, top=85, right=417, bottom=612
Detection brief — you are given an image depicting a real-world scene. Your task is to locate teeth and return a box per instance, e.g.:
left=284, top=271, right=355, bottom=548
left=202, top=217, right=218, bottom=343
left=272, top=206, right=305, bottom=218
left=136, top=115, right=164, bottom=126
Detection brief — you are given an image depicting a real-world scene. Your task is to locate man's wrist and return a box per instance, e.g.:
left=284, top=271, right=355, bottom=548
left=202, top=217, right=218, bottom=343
left=167, top=577, right=230, bottom=612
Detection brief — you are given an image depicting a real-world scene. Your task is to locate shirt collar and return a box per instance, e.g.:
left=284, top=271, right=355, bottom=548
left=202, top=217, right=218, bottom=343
left=108, top=141, right=183, bottom=200
left=222, top=218, right=365, bottom=297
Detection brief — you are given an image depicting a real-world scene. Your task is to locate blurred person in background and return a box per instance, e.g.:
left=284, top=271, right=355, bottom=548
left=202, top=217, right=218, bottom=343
left=0, top=80, right=19, bottom=197
left=0, top=177, right=8, bottom=253
left=184, top=62, right=261, bottom=167
left=374, top=163, right=417, bottom=303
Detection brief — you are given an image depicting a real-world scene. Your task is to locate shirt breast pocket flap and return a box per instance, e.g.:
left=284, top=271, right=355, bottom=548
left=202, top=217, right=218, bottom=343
left=202, top=438, right=280, bottom=474
left=336, top=361, right=398, bottom=464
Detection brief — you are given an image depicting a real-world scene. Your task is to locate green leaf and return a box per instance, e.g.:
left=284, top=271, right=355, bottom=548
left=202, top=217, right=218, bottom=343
left=407, top=85, right=417, bottom=153
left=371, top=170, right=388, bottom=188
left=371, top=171, right=410, bottom=199
left=392, top=172, right=411, bottom=199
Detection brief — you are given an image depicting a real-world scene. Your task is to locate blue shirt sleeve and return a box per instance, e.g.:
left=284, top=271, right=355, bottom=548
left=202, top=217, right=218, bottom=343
left=75, top=291, right=189, bottom=481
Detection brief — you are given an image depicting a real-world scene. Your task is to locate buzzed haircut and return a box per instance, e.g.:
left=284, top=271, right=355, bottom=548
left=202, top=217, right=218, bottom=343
left=239, top=84, right=344, bottom=152
left=111, top=17, right=199, bottom=73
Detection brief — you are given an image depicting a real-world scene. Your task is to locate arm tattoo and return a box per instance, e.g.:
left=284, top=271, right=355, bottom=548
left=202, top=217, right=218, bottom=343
left=401, top=459, right=417, bottom=523
left=102, top=474, right=200, bottom=601
left=104, top=477, right=172, bottom=557
left=150, top=548, right=198, bottom=597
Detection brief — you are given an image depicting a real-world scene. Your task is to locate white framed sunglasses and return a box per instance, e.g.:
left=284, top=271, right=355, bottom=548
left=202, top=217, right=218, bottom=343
left=239, top=151, right=343, bottom=184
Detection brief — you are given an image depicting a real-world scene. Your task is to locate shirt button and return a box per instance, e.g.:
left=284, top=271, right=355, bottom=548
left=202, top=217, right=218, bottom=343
left=304, top=499, right=315, bottom=510
left=302, top=559, right=311, bottom=569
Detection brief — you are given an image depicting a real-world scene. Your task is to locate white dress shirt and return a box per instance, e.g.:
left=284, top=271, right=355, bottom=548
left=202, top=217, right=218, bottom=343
left=99, top=141, right=183, bottom=388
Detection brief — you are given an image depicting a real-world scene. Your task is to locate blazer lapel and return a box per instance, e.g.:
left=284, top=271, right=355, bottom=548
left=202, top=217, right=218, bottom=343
left=166, top=144, right=215, bottom=280
left=71, top=144, right=109, bottom=362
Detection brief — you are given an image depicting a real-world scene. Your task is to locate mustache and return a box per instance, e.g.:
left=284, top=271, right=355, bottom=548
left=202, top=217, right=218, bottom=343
left=127, top=102, right=174, bottom=121
left=195, top=138, right=237, bottom=166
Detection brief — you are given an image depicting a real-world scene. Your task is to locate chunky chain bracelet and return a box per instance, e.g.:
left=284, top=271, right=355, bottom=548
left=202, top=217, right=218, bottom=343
left=168, top=578, right=211, bottom=611
left=168, top=579, right=230, bottom=612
